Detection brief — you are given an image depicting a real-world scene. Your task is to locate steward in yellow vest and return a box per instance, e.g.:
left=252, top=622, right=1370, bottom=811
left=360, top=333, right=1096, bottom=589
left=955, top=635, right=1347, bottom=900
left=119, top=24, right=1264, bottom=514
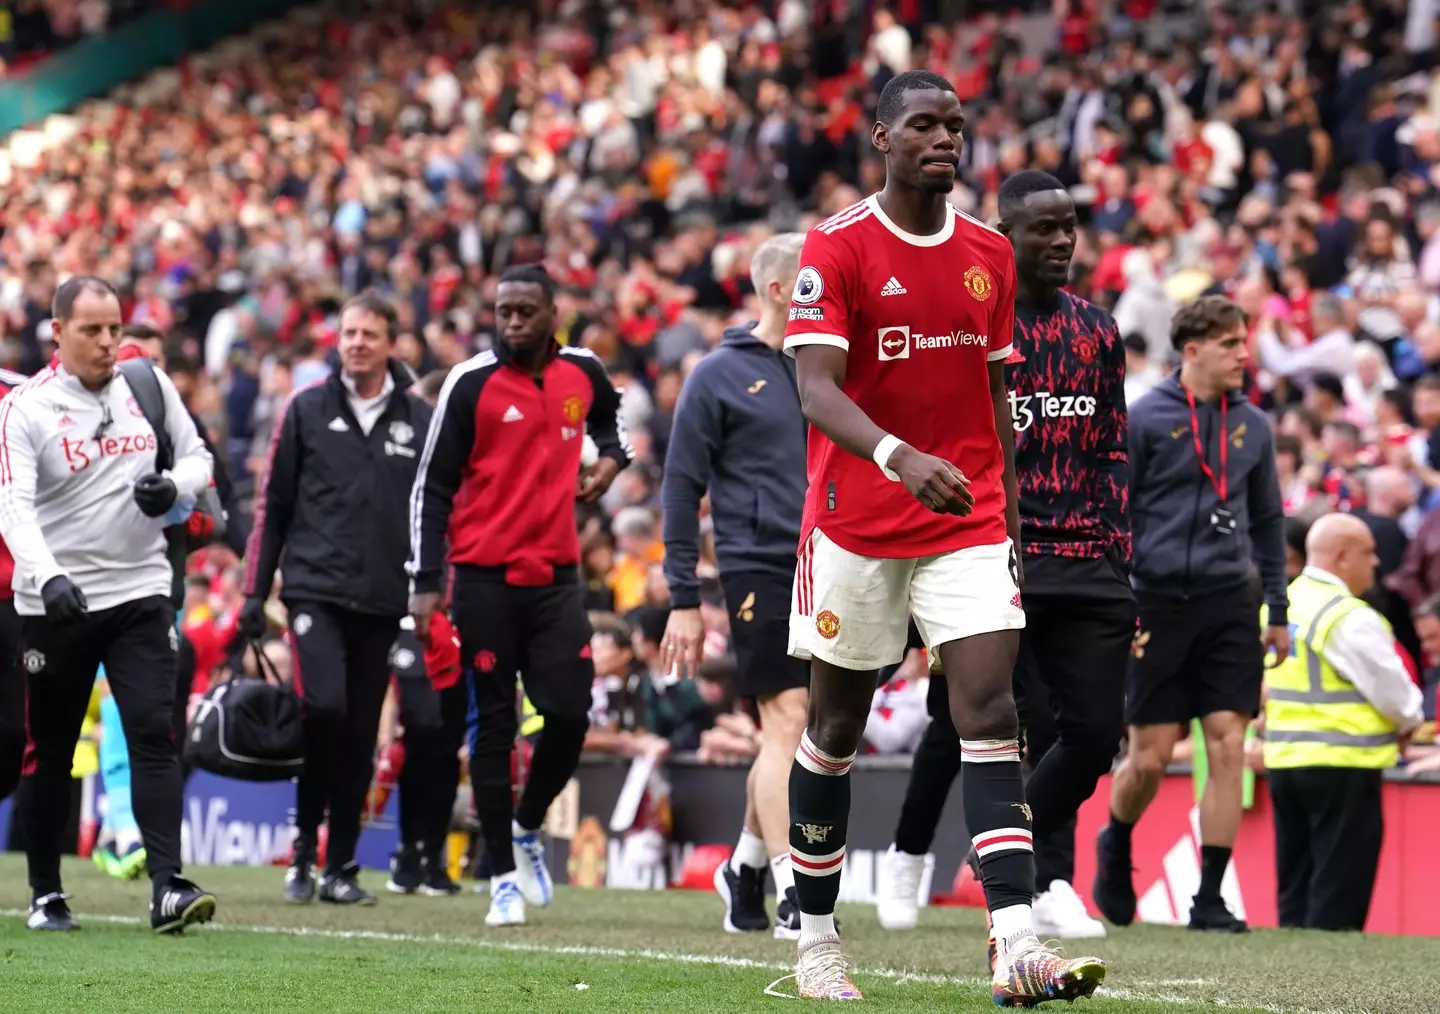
left=1261, top=515, right=1423, bottom=931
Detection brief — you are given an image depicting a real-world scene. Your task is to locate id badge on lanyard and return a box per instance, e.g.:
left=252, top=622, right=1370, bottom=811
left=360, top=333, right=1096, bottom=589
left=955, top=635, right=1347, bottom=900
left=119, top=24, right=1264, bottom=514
left=1185, top=386, right=1233, bottom=536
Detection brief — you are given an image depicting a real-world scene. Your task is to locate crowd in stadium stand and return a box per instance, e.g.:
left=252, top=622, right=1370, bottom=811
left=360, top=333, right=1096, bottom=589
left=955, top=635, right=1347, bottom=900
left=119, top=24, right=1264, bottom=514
left=1, top=0, right=1439, bottom=774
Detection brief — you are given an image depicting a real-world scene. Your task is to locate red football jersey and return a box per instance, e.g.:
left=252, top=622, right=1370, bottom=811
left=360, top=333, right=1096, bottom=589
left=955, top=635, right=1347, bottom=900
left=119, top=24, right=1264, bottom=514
left=784, top=195, right=1016, bottom=559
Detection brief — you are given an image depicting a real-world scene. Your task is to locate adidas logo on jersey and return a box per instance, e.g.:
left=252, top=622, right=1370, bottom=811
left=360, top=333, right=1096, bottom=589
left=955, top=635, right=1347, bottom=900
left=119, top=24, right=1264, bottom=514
left=502, top=405, right=525, bottom=423
left=880, top=277, right=907, bottom=296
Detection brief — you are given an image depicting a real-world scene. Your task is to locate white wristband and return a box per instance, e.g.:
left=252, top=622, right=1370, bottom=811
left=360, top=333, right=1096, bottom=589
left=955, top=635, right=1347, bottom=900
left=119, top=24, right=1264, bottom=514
left=872, top=434, right=904, bottom=482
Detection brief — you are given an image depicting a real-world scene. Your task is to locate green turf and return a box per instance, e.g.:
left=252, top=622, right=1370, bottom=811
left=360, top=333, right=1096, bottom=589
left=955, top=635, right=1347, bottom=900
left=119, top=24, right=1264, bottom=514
left=0, top=855, right=1429, bottom=1013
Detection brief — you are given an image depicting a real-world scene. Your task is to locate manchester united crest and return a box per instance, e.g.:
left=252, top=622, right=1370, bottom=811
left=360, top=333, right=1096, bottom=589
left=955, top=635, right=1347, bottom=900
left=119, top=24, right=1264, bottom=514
left=963, top=265, right=994, bottom=302
left=1073, top=333, right=1098, bottom=364
left=562, top=395, right=585, bottom=423
left=815, top=610, right=840, bottom=640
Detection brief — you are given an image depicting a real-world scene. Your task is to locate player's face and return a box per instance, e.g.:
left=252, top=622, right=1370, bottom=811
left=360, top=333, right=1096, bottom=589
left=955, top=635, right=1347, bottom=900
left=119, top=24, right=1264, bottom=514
left=1009, top=191, right=1077, bottom=288
left=55, top=288, right=122, bottom=389
left=876, top=88, right=964, bottom=195
left=339, top=308, right=393, bottom=380
left=1187, top=325, right=1250, bottom=392
left=496, top=282, right=555, bottom=358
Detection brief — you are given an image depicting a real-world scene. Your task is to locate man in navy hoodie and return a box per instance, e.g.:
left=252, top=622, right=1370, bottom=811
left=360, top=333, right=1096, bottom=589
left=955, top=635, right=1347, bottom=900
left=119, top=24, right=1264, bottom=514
left=1093, top=294, right=1289, bottom=934
left=660, top=233, right=810, bottom=939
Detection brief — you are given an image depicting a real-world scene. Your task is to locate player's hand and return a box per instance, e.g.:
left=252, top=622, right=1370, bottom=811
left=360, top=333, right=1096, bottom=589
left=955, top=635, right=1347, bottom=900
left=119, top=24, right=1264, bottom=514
left=132, top=473, right=178, bottom=518
left=661, top=607, right=705, bottom=678
left=237, top=595, right=268, bottom=642
left=577, top=456, right=621, bottom=504
left=40, top=575, right=88, bottom=624
left=409, top=591, right=444, bottom=647
left=1262, top=623, right=1291, bottom=668
left=888, top=443, right=973, bottom=515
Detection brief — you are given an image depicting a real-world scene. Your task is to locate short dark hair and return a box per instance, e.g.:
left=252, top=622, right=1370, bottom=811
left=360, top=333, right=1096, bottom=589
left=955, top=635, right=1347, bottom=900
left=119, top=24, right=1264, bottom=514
left=498, top=263, right=556, bottom=301
left=1169, top=295, right=1247, bottom=352
left=1274, top=433, right=1303, bottom=461
left=340, top=288, right=399, bottom=340
left=52, top=275, right=118, bottom=320
left=1281, top=405, right=1323, bottom=440
left=1285, top=516, right=1309, bottom=565
left=120, top=323, right=164, bottom=344
left=997, top=170, right=1068, bottom=221
left=1323, top=419, right=1361, bottom=446
left=589, top=612, right=633, bottom=653
left=876, top=69, right=957, bottom=126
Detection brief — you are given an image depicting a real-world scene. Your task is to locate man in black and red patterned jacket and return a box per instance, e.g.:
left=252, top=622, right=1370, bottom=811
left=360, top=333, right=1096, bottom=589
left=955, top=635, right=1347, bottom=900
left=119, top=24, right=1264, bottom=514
left=0, top=367, right=24, bottom=804
left=874, top=172, right=1131, bottom=950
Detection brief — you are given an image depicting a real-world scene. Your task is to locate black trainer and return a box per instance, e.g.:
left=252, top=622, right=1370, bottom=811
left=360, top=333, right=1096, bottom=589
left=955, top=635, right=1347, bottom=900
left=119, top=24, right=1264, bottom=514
left=1092, top=825, right=1137, bottom=926
left=1189, top=895, right=1249, bottom=933
left=419, top=862, right=462, bottom=897
left=714, top=860, right=769, bottom=933
left=774, top=887, right=800, bottom=940
left=26, top=892, right=79, bottom=932
left=284, top=852, right=317, bottom=904
left=387, top=846, right=423, bottom=895
left=319, top=862, right=377, bottom=906
left=773, top=887, right=840, bottom=941
left=151, top=877, right=217, bottom=934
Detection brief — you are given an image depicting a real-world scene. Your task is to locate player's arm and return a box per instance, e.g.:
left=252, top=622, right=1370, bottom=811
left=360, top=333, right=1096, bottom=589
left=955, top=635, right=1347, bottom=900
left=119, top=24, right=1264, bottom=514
left=659, top=372, right=720, bottom=674
left=242, top=392, right=302, bottom=601
left=575, top=350, right=633, bottom=504
left=786, top=237, right=972, bottom=515
left=408, top=369, right=478, bottom=598
left=988, top=259, right=1021, bottom=555
left=0, top=402, right=66, bottom=594
left=1248, top=419, right=1290, bottom=659
left=1095, top=316, right=1130, bottom=563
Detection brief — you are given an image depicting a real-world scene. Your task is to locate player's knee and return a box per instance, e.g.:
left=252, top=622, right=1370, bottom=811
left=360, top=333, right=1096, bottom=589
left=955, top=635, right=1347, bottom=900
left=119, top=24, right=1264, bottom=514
left=951, top=692, right=1018, bottom=743
left=805, top=712, right=864, bottom=758
left=1204, top=729, right=1247, bottom=770
left=1128, top=744, right=1172, bottom=779
left=123, top=707, right=177, bottom=750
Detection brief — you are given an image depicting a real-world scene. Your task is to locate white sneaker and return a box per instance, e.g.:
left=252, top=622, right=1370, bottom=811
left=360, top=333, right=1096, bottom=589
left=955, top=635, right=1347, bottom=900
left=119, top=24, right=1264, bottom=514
left=1033, top=879, right=1107, bottom=939
left=485, top=879, right=526, bottom=927
left=795, top=936, right=863, bottom=1000
left=875, top=845, right=925, bottom=931
left=511, top=828, right=554, bottom=908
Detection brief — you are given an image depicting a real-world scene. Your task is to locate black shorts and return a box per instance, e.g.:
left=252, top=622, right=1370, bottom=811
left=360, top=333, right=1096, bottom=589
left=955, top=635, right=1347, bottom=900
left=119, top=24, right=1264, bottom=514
left=722, top=570, right=809, bottom=701
left=450, top=567, right=593, bottom=722
left=1126, top=587, right=1264, bottom=726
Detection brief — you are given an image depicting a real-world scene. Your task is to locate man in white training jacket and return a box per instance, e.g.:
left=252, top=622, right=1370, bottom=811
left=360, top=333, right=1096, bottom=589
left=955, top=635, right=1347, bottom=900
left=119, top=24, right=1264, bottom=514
left=0, top=275, right=217, bottom=935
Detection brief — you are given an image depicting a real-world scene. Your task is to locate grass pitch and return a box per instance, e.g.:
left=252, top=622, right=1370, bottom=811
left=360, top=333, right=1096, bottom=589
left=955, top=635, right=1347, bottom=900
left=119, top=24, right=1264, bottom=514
left=0, top=855, right=1432, bottom=1013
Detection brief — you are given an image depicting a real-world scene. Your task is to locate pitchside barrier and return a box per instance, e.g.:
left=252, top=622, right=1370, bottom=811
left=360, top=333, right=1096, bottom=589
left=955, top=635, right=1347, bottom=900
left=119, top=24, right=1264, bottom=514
left=3, top=755, right=1435, bottom=936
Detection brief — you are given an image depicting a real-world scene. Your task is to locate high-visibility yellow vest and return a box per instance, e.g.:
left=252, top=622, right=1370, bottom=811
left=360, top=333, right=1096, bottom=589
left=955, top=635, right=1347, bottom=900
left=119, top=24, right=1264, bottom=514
left=1263, top=574, right=1399, bottom=770
left=520, top=692, right=544, bottom=738
left=71, top=682, right=102, bottom=779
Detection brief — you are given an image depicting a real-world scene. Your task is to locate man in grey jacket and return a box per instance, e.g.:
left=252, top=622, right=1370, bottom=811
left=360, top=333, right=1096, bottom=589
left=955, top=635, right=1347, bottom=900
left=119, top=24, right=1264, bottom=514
left=660, top=233, right=809, bottom=939
left=1093, top=294, right=1290, bottom=934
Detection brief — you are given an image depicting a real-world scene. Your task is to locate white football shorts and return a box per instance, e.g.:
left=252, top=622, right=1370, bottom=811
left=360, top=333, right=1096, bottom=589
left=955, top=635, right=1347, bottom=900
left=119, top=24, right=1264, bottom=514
left=788, top=528, right=1025, bottom=672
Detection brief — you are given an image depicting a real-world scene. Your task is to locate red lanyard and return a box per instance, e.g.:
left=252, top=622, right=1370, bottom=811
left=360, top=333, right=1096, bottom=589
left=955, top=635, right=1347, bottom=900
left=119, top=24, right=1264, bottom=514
left=1185, top=385, right=1226, bottom=502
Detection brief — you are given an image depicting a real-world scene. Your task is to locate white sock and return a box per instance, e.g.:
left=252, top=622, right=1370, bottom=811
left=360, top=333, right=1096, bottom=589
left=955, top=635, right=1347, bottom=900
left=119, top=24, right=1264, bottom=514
left=730, top=827, right=767, bottom=872
left=799, top=911, right=837, bottom=946
left=512, top=819, right=538, bottom=838
left=770, top=853, right=795, bottom=896
left=991, top=903, right=1038, bottom=953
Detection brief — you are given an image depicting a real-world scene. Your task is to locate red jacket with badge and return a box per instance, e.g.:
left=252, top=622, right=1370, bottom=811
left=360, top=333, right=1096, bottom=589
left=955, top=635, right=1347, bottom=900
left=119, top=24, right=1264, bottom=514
left=409, top=341, right=632, bottom=591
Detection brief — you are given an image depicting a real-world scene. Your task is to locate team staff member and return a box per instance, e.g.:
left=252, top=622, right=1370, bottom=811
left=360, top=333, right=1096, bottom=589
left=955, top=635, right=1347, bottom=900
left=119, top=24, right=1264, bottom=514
left=660, top=233, right=810, bottom=939
left=240, top=290, right=433, bottom=907
left=1094, top=295, right=1290, bottom=933
left=0, top=367, right=27, bottom=805
left=0, top=275, right=216, bottom=934
left=409, top=264, right=632, bottom=928
left=1265, top=513, right=1422, bottom=931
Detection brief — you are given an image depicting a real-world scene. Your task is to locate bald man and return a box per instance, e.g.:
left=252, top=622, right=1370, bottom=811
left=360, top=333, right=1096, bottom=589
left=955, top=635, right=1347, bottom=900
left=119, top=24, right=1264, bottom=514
left=1263, top=513, right=1423, bottom=931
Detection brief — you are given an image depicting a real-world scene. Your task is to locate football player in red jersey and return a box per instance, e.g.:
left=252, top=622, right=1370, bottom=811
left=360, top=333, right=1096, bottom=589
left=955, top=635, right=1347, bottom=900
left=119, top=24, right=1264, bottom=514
left=781, top=70, right=1105, bottom=1004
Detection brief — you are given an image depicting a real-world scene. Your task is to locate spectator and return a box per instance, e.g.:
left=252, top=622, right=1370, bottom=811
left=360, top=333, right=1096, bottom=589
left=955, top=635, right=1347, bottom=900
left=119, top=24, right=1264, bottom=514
left=610, top=506, right=664, bottom=614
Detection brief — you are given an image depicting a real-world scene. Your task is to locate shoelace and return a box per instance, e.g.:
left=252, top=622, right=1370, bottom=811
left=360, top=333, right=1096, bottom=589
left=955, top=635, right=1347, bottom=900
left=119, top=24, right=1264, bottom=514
left=800, top=940, right=853, bottom=992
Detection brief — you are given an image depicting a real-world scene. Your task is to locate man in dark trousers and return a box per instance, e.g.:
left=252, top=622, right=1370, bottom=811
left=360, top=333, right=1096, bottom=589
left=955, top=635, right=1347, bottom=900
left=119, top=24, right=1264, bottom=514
left=240, top=289, right=433, bottom=906
left=659, top=233, right=810, bottom=939
left=1094, top=294, right=1290, bottom=933
left=409, top=264, right=631, bottom=927
left=875, top=172, right=1126, bottom=953
left=0, top=276, right=216, bottom=934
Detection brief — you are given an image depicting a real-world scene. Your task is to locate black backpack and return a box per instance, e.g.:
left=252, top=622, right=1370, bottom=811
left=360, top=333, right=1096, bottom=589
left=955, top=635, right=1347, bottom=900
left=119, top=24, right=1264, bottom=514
left=184, top=642, right=305, bottom=782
